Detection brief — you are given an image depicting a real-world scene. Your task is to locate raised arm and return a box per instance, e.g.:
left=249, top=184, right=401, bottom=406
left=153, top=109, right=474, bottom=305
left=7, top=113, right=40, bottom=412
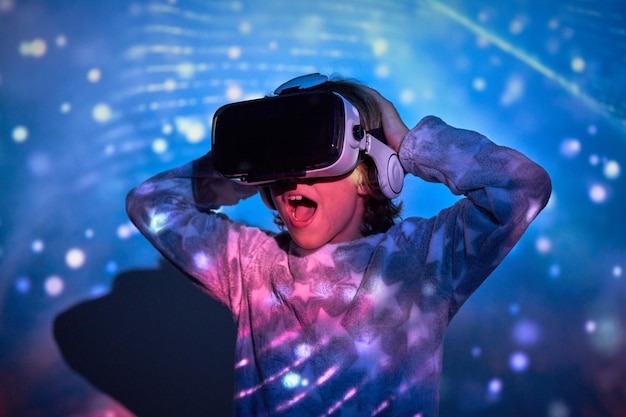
left=400, top=115, right=552, bottom=318
left=125, top=152, right=264, bottom=310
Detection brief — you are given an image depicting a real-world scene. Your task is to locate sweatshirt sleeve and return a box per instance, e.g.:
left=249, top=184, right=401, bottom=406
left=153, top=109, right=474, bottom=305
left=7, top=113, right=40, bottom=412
left=399, top=116, right=552, bottom=318
left=125, top=152, right=268, bottom=313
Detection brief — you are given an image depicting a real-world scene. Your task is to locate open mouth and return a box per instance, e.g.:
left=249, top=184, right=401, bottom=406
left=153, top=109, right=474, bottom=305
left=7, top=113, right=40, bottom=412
left=287, top=195, right=317, bottom=224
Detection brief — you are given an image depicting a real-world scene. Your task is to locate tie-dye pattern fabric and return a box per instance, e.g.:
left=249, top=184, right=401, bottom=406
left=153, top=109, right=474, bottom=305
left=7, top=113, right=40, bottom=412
left=126, top=116, right=551, bottom=417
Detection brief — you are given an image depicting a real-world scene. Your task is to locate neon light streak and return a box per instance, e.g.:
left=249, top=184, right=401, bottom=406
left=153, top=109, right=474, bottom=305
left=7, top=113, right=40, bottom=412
left=321, top=386, right=358, bottom=417
left=236, top=337, right=332, bottom=399
left=372, top=399, right=390, bottom=416
left=424, top=0, right=620, bottom=121
left=234, top=358, right=249, bottom=369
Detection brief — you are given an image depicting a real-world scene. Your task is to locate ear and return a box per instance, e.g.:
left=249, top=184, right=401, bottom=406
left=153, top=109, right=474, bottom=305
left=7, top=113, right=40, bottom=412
left=352, top=162, right=369, bottom=197
left=356, top=181, right=368, bottom=196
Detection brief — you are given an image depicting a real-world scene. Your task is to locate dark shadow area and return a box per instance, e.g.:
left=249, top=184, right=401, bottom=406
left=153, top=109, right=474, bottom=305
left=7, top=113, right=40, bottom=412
left=54, top=258, right=236, bottom=417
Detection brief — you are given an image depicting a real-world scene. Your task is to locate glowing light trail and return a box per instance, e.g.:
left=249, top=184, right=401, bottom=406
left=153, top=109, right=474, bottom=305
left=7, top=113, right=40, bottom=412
left=424, top=0, right=623, bottom=124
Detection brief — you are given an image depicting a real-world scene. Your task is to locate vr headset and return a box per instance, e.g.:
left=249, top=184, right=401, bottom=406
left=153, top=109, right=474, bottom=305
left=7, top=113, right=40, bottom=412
left=211, top=73, right=404, bottom=199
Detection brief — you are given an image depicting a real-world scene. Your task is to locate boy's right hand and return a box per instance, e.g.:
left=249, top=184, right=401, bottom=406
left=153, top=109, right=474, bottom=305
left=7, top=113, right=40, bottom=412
left=363, top=87, right=409, bottom=153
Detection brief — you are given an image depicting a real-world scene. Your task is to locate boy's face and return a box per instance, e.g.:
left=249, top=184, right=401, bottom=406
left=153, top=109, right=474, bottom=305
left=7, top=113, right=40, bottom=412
left=269, top=170, right=366, bottom=250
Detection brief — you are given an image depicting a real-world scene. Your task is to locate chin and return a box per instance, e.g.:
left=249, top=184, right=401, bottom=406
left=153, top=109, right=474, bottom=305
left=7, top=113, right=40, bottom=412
left=289, top=233, right=326, bottom=250
left=292, top=239, right=324, bottom=250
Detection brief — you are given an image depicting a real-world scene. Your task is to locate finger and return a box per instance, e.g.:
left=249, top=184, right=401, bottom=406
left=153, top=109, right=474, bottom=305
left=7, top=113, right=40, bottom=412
left=364, top=87, right=409, bottom=152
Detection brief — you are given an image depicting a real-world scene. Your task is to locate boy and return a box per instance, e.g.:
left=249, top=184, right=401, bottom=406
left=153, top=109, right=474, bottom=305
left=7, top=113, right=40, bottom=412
left=126, top=74, right=551, bottom=416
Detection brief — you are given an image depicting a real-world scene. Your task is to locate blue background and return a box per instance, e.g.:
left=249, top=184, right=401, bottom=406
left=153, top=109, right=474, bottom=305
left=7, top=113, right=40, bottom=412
left=1, top=0, right=625, bottom=416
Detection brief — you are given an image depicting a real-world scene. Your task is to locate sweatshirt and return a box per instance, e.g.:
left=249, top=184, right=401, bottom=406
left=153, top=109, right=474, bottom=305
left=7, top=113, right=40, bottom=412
left=126, top=115, right=552, bottom=416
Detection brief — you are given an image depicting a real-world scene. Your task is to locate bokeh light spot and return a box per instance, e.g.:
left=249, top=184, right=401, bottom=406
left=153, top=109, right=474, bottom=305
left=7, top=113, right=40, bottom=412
left=587, top=124, right=597, bottom=135
left=228, top=46, right=242, bottom=59
left=117, top=223, right=135, bottom=239
left=0, top=0, right=15, bottom=13
left=27, top=152, right=52, bottom=177
left=226, top=84, right=243, bottom=101
left=60, top=102, right=71, bottom=113
left=476, top=34, right=490, bottom=48
left=295, top=343, right=312, bottom=359
left=31, top=239, right=44, bottom=253
left=585, top=320, right=596, bottom=334
left=44, top=275, right=65, bottom=297
left=547, top=400, right=570, bottom=417
left=15, top=276, right=31, bottom=294
left=105, top=260, right=119, bottom=275
left=488, top=378, right=502, bottom=395
left=399, top=89, right=415, bottom=105
left=535, top=236, right=552, bottom=254
left=512, top=319, right=541, bottom=347
left=588, top=316, right=623, bottom=356
left=19, top=41, right=30, bottom=55
left=471, top=346, right=482, bottom=358
left=193, top=252, right=211, bottom=270
left=92, top=103, right=113, bottom=123
left=571, top=57, right=585, bottom=73
left=87, top=68, right=101, bottom=83
left=559, top=138, right=581, bottom=158
left=12, top=125, right=29, bottom=143
left=372, top=38, right=388, bottom=56
left=375, top=64, right=390, bottom=78
left=548, top=18, right=559, bottom=30
left=176, top=62, right=195, bottom=78
left=472, top=77, right=486, bottom=91
left=282, top=371, right=301, bottom=389
left=549, top=264, right=561, bottom=279
left=55, top=35, right=67, bottom=47
left=612, top=265, right=622, bottom=278
left=20, top=38, right=47, bottom=57
left=588, top=183, right=608, bottom=203
left=163, top=78, right=177, bottom=91
left=509, top=19, right=524, bottom=35
left=152, top=138, right=168, bottom=154
left=603, top=160, right=620, bottom=179
left=162, top=123, right=173, bottom=135
left=478, top=10, right=490, bottom=23
left=239, top=21, right=252, bottom=34
left=65, top=248, right=86, bottom=269
left=175, top=116, right=207, bottom=143
left=509, top=351, right=529, bottom=372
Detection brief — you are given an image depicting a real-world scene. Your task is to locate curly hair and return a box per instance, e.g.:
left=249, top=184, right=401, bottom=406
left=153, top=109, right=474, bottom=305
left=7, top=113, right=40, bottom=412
left=268, top=75, right=403, bottom=235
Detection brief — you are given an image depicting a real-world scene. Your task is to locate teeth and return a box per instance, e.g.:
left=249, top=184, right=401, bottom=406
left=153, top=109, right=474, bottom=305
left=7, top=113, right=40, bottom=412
left=287, top=195, right=303, bottom=201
